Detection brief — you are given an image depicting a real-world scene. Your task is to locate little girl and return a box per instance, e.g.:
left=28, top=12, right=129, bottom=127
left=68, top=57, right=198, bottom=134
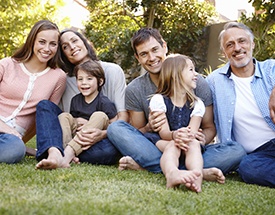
left=149, top=54, right=205, bottom=192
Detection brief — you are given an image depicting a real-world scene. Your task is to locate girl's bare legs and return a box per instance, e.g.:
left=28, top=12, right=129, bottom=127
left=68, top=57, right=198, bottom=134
left=185, top=139, right=203, bottom=192
left=156, top=139, right=170, bottom=152
left=160, top=141, right=200, bottom=189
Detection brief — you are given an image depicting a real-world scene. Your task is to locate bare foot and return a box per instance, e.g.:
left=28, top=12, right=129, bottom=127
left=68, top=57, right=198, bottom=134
left=63, top=145, right=77, bottom=166
left=25, top=147, right=36, bottom=157
left=166, top=169, right=201, bottom=190
left=36, top=159, right=60, bottom=170
left=203, top=167, right=225, bottom=184
left=185, top=181, right=202, bottom=193
left=35, top=147, right=69, bottom=170
left=118, top=156, right=144, bottom=171
left=192, top=174, right=203, bottom=193
left=71, top=156, right=80, bottom=164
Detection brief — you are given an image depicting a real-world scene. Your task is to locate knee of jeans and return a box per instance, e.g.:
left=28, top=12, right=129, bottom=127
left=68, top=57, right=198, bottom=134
left=238, top=157, right=255, bottom=182
left=220, top=141, right=247, bottom=156
left=107, top=120, right=125, bottom=133
left=5, top=139, right=26, bottom=163
left=15, top=148, right=26, bottom=163
left=37, top=100, right=53, bottom=111
left=37, top=99, right=50, bottom=107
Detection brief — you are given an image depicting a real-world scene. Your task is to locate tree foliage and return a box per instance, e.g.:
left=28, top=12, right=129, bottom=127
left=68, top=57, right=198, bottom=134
left=241, top=0, right=275, bottom=59
left=84, top=0, right=217, bottom=79
left=0, top=0, right=69, bottom=58
left=84, top=0, right=142, bottom=78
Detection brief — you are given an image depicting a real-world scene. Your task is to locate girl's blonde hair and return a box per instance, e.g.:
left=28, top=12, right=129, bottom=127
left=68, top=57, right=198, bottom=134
left=156, top=54, right=198, bottom=108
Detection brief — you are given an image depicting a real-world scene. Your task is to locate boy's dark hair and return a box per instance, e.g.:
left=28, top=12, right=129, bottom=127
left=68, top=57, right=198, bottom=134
left=74, top=60, right=105, bottom=91
left=131, top=28, right=164, bottom=56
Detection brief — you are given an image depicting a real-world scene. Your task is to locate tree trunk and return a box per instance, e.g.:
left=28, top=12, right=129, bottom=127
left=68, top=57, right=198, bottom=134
left=147, top=7, right=155, bottom=28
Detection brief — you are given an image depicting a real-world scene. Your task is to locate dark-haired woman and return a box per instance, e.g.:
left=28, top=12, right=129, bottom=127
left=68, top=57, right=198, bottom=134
left=35, top=30, right=127, bottom=169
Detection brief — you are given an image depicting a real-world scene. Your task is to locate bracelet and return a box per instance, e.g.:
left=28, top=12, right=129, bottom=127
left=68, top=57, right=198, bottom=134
left=171, top=131, right=174, bottom=140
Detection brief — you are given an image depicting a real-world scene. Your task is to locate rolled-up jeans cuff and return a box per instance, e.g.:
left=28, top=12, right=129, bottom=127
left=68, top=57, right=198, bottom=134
left=67, top=139, right=83, bottom=156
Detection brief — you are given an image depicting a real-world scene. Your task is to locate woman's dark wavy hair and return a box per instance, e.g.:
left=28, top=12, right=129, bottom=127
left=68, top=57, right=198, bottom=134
left=58, top=29, right=99, bottom=76
left=12, top=20, right=60, bottom=69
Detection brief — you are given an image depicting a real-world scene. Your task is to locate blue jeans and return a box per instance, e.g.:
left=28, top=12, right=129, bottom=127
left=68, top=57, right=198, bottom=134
left=107, top=120, right=246, bottom=174
left=0, top=133, right=26, bottom=164
left=239, top=139, right=275, bottom=188
left=36, top=100, right=121, bottom=165
left=203, top=140, right=246, bottom=173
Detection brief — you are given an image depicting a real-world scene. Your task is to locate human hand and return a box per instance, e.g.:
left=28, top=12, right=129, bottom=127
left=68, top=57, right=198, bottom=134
left=174, top=127, right=195, bottom=143
left=0, top=121, right=22, bottom=139
left=7, top=129, right=22, bottom=139
left=174, top=141, right=189, bottom=151
left=194, top=128, right=206, bottom=146
left=148, top=110, right=166, bottom=132
left=269, top=89, right=275, bottom=123
left=73, top=127, right=103, bottom=149
left=75, top=118, right=88, bottom=131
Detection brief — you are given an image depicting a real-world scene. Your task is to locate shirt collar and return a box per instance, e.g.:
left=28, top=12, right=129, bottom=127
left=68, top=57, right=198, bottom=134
left=220, top=58, right=258, bottom=78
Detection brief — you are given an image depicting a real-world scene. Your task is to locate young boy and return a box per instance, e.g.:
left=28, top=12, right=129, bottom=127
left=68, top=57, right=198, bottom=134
left=59, top=60, right=117, bottom=166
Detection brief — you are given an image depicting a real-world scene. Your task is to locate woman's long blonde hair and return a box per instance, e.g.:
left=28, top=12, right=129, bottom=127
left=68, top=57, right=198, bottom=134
left=156, top=54, right=198, bottom=108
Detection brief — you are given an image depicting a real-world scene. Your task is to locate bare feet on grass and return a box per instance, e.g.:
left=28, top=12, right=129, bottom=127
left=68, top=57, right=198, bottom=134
left=166, top=169, right=201, bottom=192
left=118, top=156, right=144, bottom=171
left=35, top=147, right=70, bottom=170
left=203, top=167, right=225, bottom=184
left=63, top=146, right=78, bottom=166
left=71, top=157, right=80, bottom=164
left=186, top=172, right=203, bottom=193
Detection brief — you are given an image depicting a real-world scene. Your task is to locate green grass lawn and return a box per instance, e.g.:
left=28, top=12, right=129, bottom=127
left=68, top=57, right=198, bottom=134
left=0, top=138, right=274, bottom=215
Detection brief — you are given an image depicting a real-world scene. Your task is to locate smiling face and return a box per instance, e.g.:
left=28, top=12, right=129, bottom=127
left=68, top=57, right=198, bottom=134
left=32, top=29, right=59, bottom=65
left=221, top=27, right=255, bottom=70
left=134, top=36, right=167, bottom=75
left=181, top=59, right=198, bottom=90
left=76, top=69, right=101, bottom=102
left=60, top=31, right=89, bottom=65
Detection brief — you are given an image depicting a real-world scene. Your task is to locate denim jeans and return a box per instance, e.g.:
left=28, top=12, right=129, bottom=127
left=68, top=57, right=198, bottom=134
left=108, top=120, right=163, bottom=173
left=107, top=120, right=246, bottom=174
left=239, top=139, right=275, bottom=188
left=203, top=140, right=246, bottom=174
left=0, top=133, right=26, bottom=164
left=36, top=100, right=121, bottom=165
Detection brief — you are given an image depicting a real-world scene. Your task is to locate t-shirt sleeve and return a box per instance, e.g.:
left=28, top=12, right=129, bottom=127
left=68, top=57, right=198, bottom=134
left=190, top=98, right=205, bottom=118
left=125, top=83, right=143, bottom=111
left=110, top=67, right=126, bottom=113
left=149, top=94, right=167, bottom=112
left=194, top=75, right=212, bottom=107
left=101, top=62, right=126, bottom=113
left=100, top=96, right=117, bottom=119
